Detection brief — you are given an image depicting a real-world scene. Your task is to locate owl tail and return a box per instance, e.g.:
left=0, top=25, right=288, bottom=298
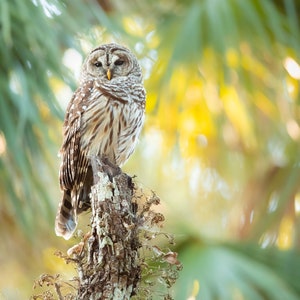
left=55, top=190, right=77, bottom=240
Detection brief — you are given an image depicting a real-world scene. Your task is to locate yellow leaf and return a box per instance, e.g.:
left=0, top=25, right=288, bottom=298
left=122, top=17, right=144, bottom=37
left=226, top=48, right=239, bottom=68
left=221, top=86, right=256, bottom=149
left=277, top=216, right=294, bottom=250
left=187, top=280, right=200, bottom=300
left=252, top=91, right=277, bottom=118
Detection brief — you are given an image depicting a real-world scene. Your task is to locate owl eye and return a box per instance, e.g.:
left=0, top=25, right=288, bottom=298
left=94, top=62, right=102, bottom=67
left=114, top=59, right=124, bottom=66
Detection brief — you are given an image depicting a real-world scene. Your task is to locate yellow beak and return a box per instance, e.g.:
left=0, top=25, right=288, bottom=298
left=107, top=69, right=112, bottom=80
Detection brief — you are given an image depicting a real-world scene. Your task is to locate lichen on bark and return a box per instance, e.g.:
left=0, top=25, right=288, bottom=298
left=32, top=165, right=181, bottom=300
left=76, top=171, right=140, bottom=300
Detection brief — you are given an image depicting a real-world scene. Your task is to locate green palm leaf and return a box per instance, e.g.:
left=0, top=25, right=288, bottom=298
left=176, top=241, right=300, bottom=299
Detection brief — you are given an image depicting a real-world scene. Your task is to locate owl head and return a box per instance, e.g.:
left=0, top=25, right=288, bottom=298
left=80, top=43, right=142, bottom=83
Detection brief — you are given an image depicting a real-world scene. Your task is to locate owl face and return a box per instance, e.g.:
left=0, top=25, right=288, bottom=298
left=82, top=43, right=138, bottom=82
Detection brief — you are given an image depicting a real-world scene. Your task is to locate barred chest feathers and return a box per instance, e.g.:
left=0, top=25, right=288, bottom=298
left=80, top=85, right=144, bottom=167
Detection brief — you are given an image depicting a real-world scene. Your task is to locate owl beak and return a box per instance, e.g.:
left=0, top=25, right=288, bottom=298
left=107, top=69, right=112, bottom=80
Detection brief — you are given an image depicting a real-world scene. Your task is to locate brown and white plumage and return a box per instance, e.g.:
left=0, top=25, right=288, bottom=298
left=55, top=43, right=146, bottom=240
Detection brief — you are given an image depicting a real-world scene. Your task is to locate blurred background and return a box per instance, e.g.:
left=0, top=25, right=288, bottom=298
left=1, top=0, right=300, bottom=299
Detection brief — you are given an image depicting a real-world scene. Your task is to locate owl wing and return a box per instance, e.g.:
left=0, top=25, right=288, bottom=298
left=56, top=81, right=93, bottom=240
left=59, top=81, right=94, bottom=190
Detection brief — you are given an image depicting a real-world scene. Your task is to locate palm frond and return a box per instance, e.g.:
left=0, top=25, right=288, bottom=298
left=175, top=240, right=300, bottom=300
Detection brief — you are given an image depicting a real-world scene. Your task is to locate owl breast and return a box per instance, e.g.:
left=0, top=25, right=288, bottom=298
left=80, top=86, right=144, bottom=167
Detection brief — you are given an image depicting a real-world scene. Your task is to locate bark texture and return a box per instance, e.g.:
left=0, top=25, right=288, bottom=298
left=32, top=161, right=181, bottom=300
left=77, top=169, right=140, bottom=300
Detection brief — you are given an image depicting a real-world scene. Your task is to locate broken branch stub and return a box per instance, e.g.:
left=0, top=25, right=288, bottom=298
left=77, top=167, right=140, bottom=300
left=32, top=158, right=182, bottom=299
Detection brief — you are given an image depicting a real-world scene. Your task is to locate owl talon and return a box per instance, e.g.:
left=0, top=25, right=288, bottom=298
left=102, top=157, right=121, bottom=180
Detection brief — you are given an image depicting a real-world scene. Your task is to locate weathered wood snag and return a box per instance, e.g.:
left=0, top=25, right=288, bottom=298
left=32, top=160, right=181, bottom=300
left=77, top=159, right=140, bottom=300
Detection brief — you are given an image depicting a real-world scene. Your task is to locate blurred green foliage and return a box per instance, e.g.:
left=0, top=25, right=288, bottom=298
left=1, top=0, right=300, bottom=299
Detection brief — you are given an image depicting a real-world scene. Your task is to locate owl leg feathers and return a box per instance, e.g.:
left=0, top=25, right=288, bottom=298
left=55, top=190, right=77, bottom=240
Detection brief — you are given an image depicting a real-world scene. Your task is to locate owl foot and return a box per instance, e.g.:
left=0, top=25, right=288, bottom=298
left=90, top=156, right=121, bottom=183
left=101, top=157, right=122, bottom=181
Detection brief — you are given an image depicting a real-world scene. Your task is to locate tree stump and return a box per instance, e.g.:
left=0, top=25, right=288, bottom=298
left=77, top=168, right=140, bottom=300
left=32, top=160, right=181, bottom=300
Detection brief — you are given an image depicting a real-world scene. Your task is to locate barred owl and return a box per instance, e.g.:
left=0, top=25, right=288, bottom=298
left=55, top=43, right=146, bottom=240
